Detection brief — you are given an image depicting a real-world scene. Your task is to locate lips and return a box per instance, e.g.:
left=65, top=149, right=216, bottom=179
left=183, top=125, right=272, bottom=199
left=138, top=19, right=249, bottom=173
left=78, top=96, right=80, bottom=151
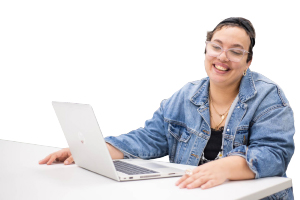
left=213, top=63, right=230, bottom=72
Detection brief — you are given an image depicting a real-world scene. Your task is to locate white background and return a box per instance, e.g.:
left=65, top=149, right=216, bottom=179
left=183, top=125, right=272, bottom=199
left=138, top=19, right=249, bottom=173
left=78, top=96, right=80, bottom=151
left=0, top=0, right=299, bottom=198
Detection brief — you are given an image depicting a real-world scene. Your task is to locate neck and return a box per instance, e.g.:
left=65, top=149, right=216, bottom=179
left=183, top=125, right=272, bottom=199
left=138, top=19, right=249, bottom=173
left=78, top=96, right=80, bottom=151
left=209, top=81, right=240, bottom=106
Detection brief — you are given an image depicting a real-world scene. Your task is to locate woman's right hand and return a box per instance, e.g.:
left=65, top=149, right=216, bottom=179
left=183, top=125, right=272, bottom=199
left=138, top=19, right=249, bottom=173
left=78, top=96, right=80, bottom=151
left=39, top=148, right=74, bottom=165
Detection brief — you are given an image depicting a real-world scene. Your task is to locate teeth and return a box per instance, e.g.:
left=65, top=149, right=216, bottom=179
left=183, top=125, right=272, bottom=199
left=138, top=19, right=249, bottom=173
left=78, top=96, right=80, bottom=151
left=215, top=65, right=227, bottom=71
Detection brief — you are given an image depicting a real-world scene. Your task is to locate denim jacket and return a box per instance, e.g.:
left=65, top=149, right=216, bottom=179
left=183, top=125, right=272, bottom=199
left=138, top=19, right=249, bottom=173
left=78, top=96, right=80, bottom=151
left=105, top=69, right=295, bottom=199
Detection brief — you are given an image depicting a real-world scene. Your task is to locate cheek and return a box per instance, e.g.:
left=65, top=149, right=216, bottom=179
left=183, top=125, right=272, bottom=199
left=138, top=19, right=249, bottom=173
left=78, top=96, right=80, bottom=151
left=205, top=54, right=214, bottom=62
left=230, top=63, right=241, bottom=70
left=231, top=63, right=247, bottom=72
left=204, top=54, right=214, bottom=68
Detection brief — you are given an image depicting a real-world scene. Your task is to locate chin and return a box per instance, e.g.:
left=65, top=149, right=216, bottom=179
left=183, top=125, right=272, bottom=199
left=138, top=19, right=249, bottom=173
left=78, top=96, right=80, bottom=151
left=209, top=76, right=228, bottom=84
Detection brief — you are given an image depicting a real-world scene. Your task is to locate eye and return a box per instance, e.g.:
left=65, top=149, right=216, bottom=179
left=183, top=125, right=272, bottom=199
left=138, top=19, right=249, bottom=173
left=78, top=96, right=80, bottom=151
left=212, top=45, right=221, bottom=50
left=229, top=49, right=243, bottom=55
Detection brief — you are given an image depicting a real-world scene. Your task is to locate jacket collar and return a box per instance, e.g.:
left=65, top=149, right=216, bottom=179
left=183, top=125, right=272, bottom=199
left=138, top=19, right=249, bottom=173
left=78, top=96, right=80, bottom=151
left=190, top=77, right=210, bottom=106
left=190, top=69, right=257, bottom=106
left=238, top=68, right=257, bottom=103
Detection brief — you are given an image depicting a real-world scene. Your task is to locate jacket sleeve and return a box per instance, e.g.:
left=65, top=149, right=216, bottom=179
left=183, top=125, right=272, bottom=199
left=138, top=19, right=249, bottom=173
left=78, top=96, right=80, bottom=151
left=104, top=99, right=168, bottom=159
left=225, top=105, right=295, bottom=179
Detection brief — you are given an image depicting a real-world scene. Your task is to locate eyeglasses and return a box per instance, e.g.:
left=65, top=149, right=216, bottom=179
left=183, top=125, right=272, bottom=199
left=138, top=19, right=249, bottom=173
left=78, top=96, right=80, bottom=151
left=205, top=41, right=249, bottom=62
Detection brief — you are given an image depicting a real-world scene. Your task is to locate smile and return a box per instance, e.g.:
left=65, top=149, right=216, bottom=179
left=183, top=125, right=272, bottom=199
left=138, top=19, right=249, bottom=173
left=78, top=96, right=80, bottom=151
left=213, top=64, right=229, bottom=71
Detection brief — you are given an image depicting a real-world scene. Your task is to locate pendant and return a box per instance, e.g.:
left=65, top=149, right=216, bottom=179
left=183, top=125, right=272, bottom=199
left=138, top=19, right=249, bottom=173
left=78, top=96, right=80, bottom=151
left=221, top=115, right=225, bottom=120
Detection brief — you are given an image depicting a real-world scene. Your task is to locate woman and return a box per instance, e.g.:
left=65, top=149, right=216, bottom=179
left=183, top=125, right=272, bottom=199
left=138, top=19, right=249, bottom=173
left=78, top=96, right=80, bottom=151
left=39, top=17, right=295, bottom=199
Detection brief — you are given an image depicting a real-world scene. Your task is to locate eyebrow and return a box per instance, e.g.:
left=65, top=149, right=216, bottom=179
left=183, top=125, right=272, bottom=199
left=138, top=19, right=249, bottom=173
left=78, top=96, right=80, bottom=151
left=213, top=39, right=245, bottom=49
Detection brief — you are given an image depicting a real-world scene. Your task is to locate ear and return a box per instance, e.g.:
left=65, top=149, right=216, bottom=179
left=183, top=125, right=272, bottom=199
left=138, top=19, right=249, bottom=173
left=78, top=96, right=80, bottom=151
left=246, top=59, right=252, bottom=70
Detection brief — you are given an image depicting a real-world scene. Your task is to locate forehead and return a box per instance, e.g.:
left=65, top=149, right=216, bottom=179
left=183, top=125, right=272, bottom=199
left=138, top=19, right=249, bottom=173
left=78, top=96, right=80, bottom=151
left=211, top=26, right=251, bottom=49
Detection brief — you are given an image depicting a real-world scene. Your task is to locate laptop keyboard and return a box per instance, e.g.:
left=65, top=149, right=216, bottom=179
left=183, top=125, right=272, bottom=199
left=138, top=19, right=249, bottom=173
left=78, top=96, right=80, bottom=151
left=113, top=160, right=159, bottom=175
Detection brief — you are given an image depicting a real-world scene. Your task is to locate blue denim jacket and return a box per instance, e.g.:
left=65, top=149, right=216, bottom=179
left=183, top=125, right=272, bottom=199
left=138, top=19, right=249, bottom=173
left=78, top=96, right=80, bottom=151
left=105, top=69, right=295, bottom=199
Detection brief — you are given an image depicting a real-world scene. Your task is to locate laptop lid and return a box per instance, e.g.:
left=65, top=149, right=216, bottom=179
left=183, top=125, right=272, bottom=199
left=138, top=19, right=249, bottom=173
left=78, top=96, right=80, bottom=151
left=52, top=101, right=120, bottom=181
left=52, top=101, right=184, bottom=181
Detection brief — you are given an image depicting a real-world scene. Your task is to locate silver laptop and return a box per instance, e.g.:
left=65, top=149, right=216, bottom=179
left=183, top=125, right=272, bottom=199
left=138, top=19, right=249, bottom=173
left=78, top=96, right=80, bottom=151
left=52, top=101, right=184, bottom=181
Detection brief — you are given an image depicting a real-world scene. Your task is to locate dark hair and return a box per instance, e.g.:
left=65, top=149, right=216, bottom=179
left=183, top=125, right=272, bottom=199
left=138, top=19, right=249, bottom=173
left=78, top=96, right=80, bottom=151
left=205, top=17, right=256, bottom=63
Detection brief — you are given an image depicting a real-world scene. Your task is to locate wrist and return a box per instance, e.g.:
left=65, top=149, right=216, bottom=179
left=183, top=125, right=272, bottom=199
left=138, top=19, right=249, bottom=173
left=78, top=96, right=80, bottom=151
left=106, top=143, right=124, bottom=159
left=222, top=156, right=255, bottom=180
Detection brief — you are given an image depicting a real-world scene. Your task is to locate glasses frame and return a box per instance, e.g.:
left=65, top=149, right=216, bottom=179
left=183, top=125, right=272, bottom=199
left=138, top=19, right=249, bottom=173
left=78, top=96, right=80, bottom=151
left=205, top=41, right=249, bottom=63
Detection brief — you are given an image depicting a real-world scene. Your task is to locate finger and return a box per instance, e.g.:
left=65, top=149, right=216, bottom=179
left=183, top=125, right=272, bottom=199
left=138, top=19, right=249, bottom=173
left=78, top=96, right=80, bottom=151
left=56, top=156, right=67, bottom=162
left=55, top=157, right=65, bottom=162
left=47, top=155, right=57, bottom=165
left=39, top=155, right=51, bottom=164
left=176, top=167, right=199, bottom=186
left=187, top=176, right=208, bottom=189
left=201, top=180, right=220, bottom=189
left=64, top=156, right=74, bottom=165
left=175, top=174, right=190, bottom=186
left=178, top=176, right=195, bottom=188
left=179, top=173, right=204, bottom=189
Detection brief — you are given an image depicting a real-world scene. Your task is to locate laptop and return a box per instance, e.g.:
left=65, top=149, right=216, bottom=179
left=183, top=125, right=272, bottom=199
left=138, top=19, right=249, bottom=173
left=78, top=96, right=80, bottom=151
left=52, top=101, right=184, bottom=181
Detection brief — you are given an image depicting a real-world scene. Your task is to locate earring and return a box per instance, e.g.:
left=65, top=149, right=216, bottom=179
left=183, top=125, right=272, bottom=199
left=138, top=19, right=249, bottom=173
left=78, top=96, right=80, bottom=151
left=243, top=70, right=247, bottom=76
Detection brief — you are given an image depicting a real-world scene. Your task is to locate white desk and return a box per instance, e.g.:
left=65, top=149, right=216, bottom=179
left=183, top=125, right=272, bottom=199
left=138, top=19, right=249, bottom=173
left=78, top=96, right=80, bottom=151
left=0, top=140, right=292, bottom=200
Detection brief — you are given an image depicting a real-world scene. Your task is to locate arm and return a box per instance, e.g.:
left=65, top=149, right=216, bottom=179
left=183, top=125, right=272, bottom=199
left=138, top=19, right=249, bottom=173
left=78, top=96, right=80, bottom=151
left=175, top=156, right=255, bottom=189
left=225, top=105, right=295, bottom=179
left=223, top=156, right=255, bottom=180
left=176, top=103, right=294, bottom=189
left=104, top=99, right=168, bottom=159
left=40, top=99, right=169, bottom=165
left=106, top=143, right=124, bottom=159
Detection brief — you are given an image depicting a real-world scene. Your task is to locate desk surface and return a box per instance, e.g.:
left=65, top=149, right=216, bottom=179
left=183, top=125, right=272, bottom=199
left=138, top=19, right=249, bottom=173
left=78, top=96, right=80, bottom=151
left=0, top=139, right=292, bottom=200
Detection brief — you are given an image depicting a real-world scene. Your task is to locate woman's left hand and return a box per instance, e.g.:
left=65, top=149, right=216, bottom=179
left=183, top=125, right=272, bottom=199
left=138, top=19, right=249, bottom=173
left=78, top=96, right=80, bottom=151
left=175, top=158, right=230, bottom=190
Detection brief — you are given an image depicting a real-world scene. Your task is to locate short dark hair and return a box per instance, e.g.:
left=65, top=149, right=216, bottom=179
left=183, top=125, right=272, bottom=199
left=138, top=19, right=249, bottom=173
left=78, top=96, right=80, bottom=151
left=205, top=17, right=256, bottom=63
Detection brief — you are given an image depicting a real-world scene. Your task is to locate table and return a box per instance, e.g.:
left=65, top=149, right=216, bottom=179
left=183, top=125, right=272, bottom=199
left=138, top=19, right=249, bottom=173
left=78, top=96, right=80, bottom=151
left=0, top=139, right=292, bottom=200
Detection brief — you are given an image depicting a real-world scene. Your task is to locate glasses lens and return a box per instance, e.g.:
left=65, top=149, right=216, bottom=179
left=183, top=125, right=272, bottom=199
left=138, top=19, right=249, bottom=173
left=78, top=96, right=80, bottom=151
left=206, top=42, right=246, bottom=62
left=227, top=49, right=244, bottom=62
left=206, top=42, right=222, bottom=57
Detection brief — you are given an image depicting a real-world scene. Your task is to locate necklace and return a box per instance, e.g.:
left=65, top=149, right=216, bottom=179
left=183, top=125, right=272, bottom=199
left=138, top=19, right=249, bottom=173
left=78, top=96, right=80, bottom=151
left=210, top=110, right=228, bottom=130
left=209, top=92, right=233, bottom=130
left=211, top=98, right=231, bottom=120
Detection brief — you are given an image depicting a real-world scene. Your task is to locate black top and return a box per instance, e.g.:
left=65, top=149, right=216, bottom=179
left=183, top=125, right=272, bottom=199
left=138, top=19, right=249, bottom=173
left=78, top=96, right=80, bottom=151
left=198, top=127, right=223, bottom=165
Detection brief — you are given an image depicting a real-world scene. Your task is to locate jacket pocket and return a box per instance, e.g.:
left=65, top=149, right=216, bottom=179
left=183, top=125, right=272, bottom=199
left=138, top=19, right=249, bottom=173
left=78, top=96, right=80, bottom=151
left=233, top=126, right=249, bottom=148
left=168, top=122, right=192, bottom=163
left=168, top=122, right=192, bottom=142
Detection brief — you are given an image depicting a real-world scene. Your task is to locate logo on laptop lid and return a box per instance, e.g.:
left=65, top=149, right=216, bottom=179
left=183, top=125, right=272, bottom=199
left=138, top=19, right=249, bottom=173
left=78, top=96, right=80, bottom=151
left=78, top=132, right=86, bottom=144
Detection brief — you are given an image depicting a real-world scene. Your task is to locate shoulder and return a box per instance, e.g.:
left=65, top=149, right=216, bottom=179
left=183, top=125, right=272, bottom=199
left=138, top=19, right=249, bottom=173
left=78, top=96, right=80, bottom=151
left=252, top=71, right=279, bottom=85
left=176, top=77, right=209, bottom=98
left=163, top=77, right=209, bottom=107
left=247, top=71, right=292, bottom=124
left=188, top=77, right=209, bottom=86
left=251, top=71, right=289, bottom=106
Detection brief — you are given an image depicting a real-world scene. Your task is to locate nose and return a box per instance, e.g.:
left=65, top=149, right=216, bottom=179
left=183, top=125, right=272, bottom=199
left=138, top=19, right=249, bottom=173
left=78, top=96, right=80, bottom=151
left=217, top=50, right=229, bottom=62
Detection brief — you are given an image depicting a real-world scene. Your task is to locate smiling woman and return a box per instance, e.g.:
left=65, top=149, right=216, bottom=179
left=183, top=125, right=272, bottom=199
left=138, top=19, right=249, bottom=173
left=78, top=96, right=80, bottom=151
left=39, top=17, right=295, bottom=200
left=205, top=27, right=252, bottom=88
